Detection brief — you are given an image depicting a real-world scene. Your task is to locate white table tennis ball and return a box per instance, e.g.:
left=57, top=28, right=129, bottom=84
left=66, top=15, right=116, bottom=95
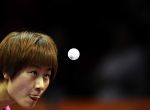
left=68, top=48, right=80, bottom=60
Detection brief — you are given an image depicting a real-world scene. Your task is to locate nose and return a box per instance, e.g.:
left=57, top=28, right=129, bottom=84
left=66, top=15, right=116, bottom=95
left=34, top=77, right=44, bottom=91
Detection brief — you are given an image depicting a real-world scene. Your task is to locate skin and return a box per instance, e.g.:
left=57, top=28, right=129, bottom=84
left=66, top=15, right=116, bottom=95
left=0, top=65, right=51, bottom=109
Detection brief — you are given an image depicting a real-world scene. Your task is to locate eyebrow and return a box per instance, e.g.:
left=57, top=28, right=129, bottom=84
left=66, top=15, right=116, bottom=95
left=31, top=64, right=51, bottom=71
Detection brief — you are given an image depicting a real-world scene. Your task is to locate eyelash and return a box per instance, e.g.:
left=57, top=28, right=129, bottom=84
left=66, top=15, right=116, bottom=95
left=30, top=71, right=50, bottom=79
left=30, top=71, right=38, bottom=76
left=44, top=74, right=50, bottom=78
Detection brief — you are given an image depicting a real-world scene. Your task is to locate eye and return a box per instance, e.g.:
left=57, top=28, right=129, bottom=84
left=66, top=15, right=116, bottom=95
left=30, top=71, right=38, bottom=77
left=44, top=74, right=50, bottom=79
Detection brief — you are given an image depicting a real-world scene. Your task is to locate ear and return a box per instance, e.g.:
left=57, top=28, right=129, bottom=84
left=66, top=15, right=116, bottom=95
left=3, top=73, right=10, bottom=79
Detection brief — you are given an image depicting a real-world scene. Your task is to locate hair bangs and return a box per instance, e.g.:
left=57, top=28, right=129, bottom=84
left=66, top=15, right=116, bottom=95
left=26, top=44, right=57, bottom=71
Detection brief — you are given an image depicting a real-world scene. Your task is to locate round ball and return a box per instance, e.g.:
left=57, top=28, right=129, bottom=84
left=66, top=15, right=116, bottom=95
left=68, top=48, right=80, bottom=60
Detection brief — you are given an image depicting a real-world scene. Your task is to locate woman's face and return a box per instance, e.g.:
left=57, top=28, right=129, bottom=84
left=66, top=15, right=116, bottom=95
left=6, top=65, right=51, bottom=109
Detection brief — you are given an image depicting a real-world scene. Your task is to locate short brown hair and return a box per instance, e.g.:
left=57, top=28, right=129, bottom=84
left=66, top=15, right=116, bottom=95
left=0, top=31, right=58, bottom=81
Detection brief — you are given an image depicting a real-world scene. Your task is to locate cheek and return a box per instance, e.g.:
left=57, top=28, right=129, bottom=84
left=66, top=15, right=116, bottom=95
left=8, top=75, right=33, bottom=96
left=44, top=80, right=50, bottom=91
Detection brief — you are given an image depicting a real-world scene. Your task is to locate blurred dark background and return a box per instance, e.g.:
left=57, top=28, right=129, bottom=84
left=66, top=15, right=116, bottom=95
left=0, top=0, right=150, bottom=102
